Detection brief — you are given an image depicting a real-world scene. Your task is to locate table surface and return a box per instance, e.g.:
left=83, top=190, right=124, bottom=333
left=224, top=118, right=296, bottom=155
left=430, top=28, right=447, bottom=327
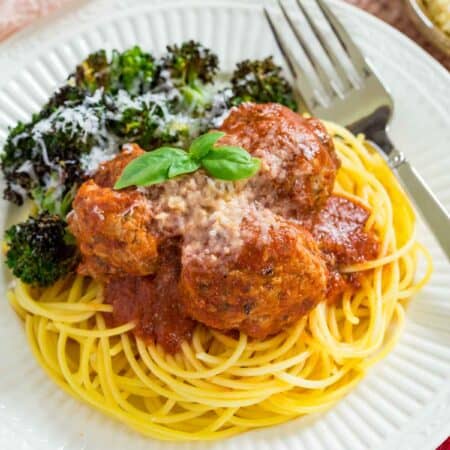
left=345, top=0, right=450, bottom=70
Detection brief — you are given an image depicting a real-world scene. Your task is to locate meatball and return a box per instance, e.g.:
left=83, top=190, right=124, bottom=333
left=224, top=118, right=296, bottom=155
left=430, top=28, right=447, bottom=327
left=68, top=180, right=158, bottom=279
left=220, top=103, right=339, bottom=214
left=94, top=144, right=144, bottom=188
left=180, top=211, right=328, bottom=339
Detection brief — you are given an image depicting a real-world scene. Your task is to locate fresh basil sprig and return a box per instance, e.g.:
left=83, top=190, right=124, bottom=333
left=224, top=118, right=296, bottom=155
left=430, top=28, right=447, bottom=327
left=114, top=131, right=260, bottom=189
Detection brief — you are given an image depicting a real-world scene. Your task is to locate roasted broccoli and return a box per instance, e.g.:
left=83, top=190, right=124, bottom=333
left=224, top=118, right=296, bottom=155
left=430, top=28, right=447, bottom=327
left=41, top=85, right=87, bottom=116
left=110, top=46, right=157, bottom=95
left=75, top=46, right=157, bottom=95
left=108, top=100, right=193, bottom=149
left=1, top=119, right=40, bottom=206
left=1, top=122, right=88, bottom=214
left=162, top=40, right=218, bottom=85
left=75, top=50, right=110, bottom=93
left=4, top=212, right=78, bottom=286
left=230, top=57, right=297, bottom=110
left=160, top=41, right=219, bottom=111
left=106, top=98, right=163, bottom=149
left=0, top=87, right=111, bottom=215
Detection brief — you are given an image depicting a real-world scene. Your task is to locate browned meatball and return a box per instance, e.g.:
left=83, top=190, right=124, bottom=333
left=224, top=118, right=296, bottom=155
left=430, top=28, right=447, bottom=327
left=220, top=103, right=339, bottom=214
left=68, top=180, right=158, bottom=279
left=179, top=211, right=328, bottom=339
left=94, top=144, right=144, bottom=188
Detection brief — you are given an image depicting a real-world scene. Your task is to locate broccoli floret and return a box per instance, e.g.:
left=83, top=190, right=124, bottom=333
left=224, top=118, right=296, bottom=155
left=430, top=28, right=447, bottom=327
left=1, top=120, right=38, bottom=205
left=160, top=41, right=219, bottom=111
left=230, top=57, right=297, bottom=110
left=109, top=46, right=157, bottom=95
left=75, top=50, right=110, bottom=93
left=4, top=212, right=78, bottom=286
left=163, top=40, right=218, bottom=85
left=107, top=100, right=192, bottom=149
left=0, top=89, right=110, bottom=214
left=32, top=182, right=78, bottom=218
left=1, top=122, right=88, bottom=211
left=41, top=85, right=87, bottom=116
left=75, top=46, right=156, bottom=95
left=107, top=102, right=161, bottom=149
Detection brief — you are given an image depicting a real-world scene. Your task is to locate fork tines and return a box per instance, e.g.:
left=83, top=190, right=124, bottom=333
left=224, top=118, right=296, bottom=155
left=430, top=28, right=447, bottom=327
left=264, top=0, right=372, bottom=108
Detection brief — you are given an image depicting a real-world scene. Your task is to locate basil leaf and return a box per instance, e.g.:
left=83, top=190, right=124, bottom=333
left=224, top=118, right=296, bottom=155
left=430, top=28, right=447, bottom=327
left=114, top=147, right=187, bottom=189
left=201, top=146, right=261, bottom=181
left=189, top=131, right=225, bottom=161
left=168, top=156, right=200, bottom=178
left=202, top=146, right=252, bottom=163
left=114, top=133, right=262, bottom=189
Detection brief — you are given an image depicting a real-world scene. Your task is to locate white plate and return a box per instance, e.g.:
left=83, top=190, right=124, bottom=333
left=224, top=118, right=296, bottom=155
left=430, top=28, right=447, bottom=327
left=0, top=1, right=449, bottom=449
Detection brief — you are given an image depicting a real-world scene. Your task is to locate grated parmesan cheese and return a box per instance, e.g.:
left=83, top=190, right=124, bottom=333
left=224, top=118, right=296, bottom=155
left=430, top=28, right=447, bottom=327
left=81, top=143, right=118, bottom=176
left=92, top=205, right=105, bottom=221
left=8, top=182, right=28, bottom=203
left=135, top=168, right=282, bottom=268
left=16, top=160, right=37, bottom=181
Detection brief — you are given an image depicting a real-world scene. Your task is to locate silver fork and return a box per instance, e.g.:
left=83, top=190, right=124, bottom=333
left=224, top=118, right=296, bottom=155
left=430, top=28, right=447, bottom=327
left=265, top=0, right=450, bottom=259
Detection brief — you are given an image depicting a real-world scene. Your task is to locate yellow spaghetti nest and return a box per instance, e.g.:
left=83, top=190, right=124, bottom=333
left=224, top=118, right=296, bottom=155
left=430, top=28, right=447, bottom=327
left=7, top=122, right=432, bottom=441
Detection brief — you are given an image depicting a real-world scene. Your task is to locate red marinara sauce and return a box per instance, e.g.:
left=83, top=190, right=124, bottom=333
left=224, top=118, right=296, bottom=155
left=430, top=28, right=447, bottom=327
left=300, top=194, right=380, bottom=303
left=302, top=194, right=379, bottom=266
left=104, top=241, right=195, bottom=354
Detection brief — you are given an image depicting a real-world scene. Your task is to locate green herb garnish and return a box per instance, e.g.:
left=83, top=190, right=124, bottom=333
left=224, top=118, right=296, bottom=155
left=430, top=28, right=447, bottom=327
left=114, top=132, right=260, bottom=189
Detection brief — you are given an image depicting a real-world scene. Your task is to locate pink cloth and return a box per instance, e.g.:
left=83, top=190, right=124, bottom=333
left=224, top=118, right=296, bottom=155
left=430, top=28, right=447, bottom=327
left=0, top=0, right=73, bottom=41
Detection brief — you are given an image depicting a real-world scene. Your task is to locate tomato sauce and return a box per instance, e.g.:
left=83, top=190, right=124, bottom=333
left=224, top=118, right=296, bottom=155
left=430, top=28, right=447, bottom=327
left=300, top=194, right=379, bottom=302
left=301, top=195, right=379, bottom=266
left=104, top=241, right=195, bottom=354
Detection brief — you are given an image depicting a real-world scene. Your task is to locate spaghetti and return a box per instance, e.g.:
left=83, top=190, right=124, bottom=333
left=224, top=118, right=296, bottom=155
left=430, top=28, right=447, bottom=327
left=7, top=122, right=432, bottom=441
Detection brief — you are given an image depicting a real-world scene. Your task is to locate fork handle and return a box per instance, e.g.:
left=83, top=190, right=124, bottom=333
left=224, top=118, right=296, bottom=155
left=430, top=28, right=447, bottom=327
left=388, top=150, right=450, bottom=260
